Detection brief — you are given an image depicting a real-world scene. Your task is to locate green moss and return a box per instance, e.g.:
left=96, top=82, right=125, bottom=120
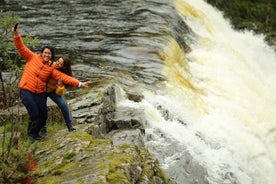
left=51, top=161, right=76, bottom=175
left=138, top=149, right=170, bottom=183
left=46, top=123, right=66, bottom=133
left=37, top=139, right=59, bottom=153
left=106, top=172, right=128, bottom=183
left=68, top=131, right=94, bottom=141
left=35, top=151, right=78, bottom=182
left=107, top=154, right=133, bottom=171
left=64, top=152, right=77, bottom=160
left=32, top=125, right=171, bottom=184
left=37, top=176, right=62, bottom=184
left=32, top=157, right=59, bottom=175
left=105, top=145, right=136, bottom=183
left=88, top=139, right=112, bottom=150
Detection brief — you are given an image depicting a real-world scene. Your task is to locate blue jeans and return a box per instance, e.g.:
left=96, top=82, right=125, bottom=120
left=47, top=91, right=72, bottom=126
left=20, top=89, right=47, bottom=136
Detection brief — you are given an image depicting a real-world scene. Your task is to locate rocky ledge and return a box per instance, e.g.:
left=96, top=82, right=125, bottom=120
left=32, top=85, right=176, bottom=184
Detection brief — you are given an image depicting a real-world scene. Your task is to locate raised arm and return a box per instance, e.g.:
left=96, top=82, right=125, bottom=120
left=12, top=24, right=35, bottom=62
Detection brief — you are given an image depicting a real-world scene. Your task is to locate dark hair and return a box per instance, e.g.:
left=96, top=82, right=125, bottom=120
left=41, top=46, right=55, bottom=61
left=56, top=55, right=72, bottom=76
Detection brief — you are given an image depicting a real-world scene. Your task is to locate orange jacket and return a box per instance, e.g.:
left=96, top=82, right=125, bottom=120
left=14, top=34, right=80, bottom=93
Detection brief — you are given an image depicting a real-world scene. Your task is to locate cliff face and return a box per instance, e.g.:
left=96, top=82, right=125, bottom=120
left=33, top=85, right=176, bottom=184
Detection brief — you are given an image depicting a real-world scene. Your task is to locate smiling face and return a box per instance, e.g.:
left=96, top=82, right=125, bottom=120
left=41, top=48, right=53, bottom=62
left=55, top=57, right=64, bottom=69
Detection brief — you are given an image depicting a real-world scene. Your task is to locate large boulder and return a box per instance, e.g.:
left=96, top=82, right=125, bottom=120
left=33, top=124, right=173, bottom=184
left=32, top=85, right=176, bottom=184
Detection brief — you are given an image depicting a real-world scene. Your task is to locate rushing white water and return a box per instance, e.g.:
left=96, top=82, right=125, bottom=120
left=3, top=0, right=274, bottom=182
left=118, top=0, right=276, bottom=183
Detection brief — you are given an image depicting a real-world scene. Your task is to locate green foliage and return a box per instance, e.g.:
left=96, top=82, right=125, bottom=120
left=0, top=10, right=38, bottom=71
left=0, top=10, right=19, bottom=71
left=205, top=0, right=276, bottom=34
left=0, top=11, right=40, bottom=182
left=0, top=119, right=38, bottom=184
left=0, top=71, right=21, bottom=108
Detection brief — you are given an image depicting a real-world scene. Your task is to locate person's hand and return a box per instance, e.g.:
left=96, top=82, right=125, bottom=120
left=81, top=80, right=92, bottom=88
left=57, top=78, right=64, bottom=87
left=11, top=24, right=19, bottom=35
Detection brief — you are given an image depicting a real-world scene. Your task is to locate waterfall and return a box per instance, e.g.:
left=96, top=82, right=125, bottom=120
left=124, top=0, right=276, bottom=183
left=2, top=0, right=275, bottom=183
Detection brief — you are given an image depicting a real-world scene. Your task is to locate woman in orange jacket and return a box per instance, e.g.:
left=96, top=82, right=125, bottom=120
left=43, top=55, right=76, bottom=133
left=12, top=25, right=92, bottom=141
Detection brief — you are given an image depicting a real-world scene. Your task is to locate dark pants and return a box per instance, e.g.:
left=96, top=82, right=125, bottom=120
left=47, top=91, right=72, bottom=126
left=20, top=89, right=47, bottom=136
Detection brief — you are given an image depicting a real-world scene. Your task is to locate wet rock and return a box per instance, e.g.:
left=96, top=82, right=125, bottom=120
left=29, top=85, right=176, bottom=183
left=33, top=124, right=173, bottom=184
left=106, top=129, right=145, bottom=147
left=124, top=87, right=144, bottom=102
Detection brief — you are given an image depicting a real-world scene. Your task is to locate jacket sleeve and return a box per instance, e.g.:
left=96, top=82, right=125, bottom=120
left=51, top=69, right=80, bottom=87
left=14, top=34, right=35, bottom=62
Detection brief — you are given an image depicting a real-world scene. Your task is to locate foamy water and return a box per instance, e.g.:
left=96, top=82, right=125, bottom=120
left=4, top=0, right=275, bottom=182
left=127, top=0, right=276, bottom=183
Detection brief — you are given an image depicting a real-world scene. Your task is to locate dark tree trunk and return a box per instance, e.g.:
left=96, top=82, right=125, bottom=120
left=264, top=0, right=272, bottom=31
left=0, top=72, right=7, bottom=108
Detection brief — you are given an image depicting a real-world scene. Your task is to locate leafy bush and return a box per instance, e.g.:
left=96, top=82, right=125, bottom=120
left=0, top=10, right=38, bottom=71
left=0, top=10, right=39, bottom=184
left=0, top=117, right=38, bottom=184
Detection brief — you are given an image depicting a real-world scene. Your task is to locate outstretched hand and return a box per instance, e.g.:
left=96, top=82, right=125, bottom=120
left=57, top=78, right=64, bottom=87
left=81, top=80, right=93, bottom=88
left=11, top=24, right=19, bottom=35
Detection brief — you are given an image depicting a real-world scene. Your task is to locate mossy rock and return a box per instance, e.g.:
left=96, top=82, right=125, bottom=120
left=32, top=124, right=174, bottom=184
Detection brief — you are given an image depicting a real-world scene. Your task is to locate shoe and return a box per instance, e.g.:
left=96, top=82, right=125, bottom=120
left=67, top=124, right=76, bottom=132
left=28, top=133, right=43, bottom=142
left=40, top=127, right=47, bottom=137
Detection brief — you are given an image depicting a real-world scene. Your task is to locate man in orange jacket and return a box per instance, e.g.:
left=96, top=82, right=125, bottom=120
left=12, top=25, right=92, bottom=141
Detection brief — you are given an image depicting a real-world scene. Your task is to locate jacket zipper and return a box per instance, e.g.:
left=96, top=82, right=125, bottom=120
left=35, top=64, right=46, bottom=93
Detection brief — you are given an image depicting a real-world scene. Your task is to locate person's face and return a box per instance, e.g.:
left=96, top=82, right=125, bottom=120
left=41, top=48, right=52, bottom=62
left=55, top=57, right=64, bottom=69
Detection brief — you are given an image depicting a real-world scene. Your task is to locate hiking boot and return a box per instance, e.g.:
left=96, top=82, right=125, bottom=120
left=67, top=124, right=76, bottom=132
left=40, top=127, right=47, bottom=137
left=28, top=133, right=43, bottom=142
